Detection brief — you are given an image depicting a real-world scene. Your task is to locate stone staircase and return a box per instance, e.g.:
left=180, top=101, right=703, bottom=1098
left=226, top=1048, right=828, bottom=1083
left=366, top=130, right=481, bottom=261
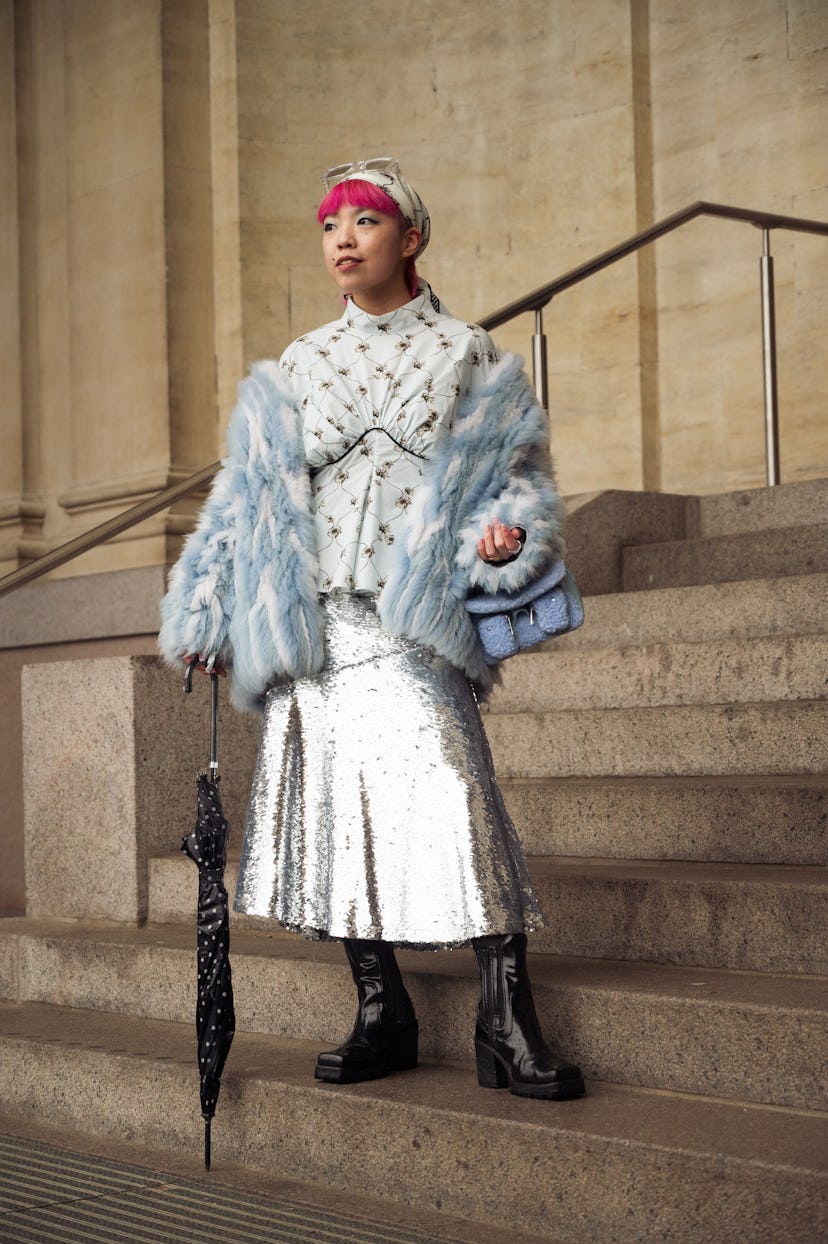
left=1, top=481, right=826, bottom=1242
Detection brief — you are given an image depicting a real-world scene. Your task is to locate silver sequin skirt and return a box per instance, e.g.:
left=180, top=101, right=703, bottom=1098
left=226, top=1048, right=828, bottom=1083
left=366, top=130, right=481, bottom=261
left=233, top=593, right=544, bottom=948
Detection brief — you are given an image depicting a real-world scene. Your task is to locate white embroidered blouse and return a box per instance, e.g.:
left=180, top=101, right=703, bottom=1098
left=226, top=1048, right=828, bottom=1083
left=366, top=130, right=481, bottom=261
left=279, top=284, right=499, bottom=594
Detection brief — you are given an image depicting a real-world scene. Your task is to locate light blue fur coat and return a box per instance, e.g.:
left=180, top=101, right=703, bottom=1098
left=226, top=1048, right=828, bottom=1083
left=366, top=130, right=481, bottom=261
left=159, top=352, right=564, bottom=712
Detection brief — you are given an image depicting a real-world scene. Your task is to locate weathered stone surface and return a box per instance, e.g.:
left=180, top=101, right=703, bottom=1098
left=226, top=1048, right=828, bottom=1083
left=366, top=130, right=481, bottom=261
left=485, top=700, right=828, bottom=778
left=622, top=523, right=828, bottom=591
left=146, top=845, right=827, bottom=974
left=550, top=573, right=828, bottom=650
left=22, top=657, right=142, bottom=922
left=504, top=775, right=828, bottom=865
left=0, top=566, right=168, bottom=647
left=21, top=655, right=259, bottom=921
left=689, top=479, right=828, bottom=537
left=3, top=918, right=824, bottom=1109
left=529, top=857, right=827, bottom=973
left=0, top=1001, right=824, bottom=1243
left=492, top=633, right=828, bottom=713
left=563, top=490, right=689, bottom=596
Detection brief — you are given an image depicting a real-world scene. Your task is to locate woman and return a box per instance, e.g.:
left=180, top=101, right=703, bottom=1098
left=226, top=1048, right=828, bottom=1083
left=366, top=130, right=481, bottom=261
left=160, top=157, right=584, bottom=1101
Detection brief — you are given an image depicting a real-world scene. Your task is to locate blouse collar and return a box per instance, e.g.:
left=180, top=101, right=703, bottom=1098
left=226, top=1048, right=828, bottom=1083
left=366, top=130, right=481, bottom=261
left=341, top=280, right=445, bottom=329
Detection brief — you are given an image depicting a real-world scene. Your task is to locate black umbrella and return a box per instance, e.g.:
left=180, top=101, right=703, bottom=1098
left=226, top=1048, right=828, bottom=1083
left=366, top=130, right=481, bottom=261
left=181, top=664, right=235, bottom=1171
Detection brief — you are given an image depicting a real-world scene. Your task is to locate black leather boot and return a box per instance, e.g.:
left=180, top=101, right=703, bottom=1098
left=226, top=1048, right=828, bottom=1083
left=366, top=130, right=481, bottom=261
left=472, top=933, right=585, bottom=1100
left=315, top=939, right=418, bottom=1084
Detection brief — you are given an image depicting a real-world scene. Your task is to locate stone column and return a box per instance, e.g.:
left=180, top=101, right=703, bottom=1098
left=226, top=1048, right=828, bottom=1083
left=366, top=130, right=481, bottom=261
left=12, top=0, right=72, bottom=570
left=55, top=0, right=171, bottom=571
left=0, top=1, right=23, bottom=576
left=160, top=0, right=244, bottom=561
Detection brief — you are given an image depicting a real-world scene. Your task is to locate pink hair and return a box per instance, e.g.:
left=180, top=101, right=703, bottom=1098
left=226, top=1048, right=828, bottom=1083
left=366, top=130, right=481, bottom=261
left=317, top=179, right=419, bottom=299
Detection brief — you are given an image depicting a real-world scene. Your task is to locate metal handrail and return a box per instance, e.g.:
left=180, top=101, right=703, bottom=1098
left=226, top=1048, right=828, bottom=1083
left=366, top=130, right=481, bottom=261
left=0, top=462, right=220, bottom=598
left=478, top=200, right=828, bottom=331
left=479, top=200, right=827, bottom=488
left=1, top=199, right=825, bottom=601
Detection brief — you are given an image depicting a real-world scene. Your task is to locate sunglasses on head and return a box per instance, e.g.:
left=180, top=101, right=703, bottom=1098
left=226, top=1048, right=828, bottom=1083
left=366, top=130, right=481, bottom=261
left=321, top=157, right=402, bottom=193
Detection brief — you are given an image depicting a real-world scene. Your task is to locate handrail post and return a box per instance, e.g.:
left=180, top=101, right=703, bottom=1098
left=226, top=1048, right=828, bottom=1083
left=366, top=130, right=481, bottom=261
left=532, top=306, right=549, bottom=411
left=760, top=228, right=781, bottom=485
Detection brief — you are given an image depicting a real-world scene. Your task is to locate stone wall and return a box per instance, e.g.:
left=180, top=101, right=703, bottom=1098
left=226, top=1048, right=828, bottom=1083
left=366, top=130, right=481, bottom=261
left=1, top=0, right=826, bottom=579
left=647, top=0, right=828, bottom=492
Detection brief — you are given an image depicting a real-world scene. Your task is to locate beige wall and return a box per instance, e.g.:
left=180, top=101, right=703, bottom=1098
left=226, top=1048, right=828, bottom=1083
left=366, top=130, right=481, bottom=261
left=234, top=0, right=653, bottom=494
left=647, top=0, right=828, bottom=492
left=233, top=0, right=828, bottom=499
left=1, top=0, right=827, bottom=581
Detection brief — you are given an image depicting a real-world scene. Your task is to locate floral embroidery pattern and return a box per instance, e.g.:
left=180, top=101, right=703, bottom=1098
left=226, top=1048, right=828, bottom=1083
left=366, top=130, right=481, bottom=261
left=281, top=285, right=499, bottom=594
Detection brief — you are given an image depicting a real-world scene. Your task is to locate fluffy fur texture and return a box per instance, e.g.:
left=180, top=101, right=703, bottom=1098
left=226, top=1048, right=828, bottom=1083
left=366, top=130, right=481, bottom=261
left=159, top=353, right=564, bottom=713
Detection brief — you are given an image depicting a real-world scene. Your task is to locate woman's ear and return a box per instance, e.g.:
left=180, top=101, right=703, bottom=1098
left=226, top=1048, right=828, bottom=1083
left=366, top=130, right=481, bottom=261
left=402, top=227, right=421, bottom=258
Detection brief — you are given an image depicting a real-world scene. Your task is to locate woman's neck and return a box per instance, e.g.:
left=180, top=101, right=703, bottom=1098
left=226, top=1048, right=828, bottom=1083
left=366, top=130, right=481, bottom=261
left=348, top=279, right=414, bottom=316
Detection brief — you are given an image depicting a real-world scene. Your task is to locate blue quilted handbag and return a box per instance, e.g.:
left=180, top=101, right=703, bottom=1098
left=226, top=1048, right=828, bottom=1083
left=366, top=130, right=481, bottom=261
left=465, top=558, right=584, bottom=665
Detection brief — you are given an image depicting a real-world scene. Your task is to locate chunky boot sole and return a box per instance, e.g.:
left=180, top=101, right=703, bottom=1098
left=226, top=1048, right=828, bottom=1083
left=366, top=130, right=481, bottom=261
left=315, top=1021, right=419, bottom=1085
left=475, top=1039, right=586, bottom=1101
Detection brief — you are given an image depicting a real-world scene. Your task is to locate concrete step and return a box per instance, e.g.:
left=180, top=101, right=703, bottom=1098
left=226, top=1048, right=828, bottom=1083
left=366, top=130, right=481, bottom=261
left=688, top=478, right=828, bottom=538
left=157, top=773, right=828, bottom=871
left=144, top=852, right=827, bottom=973
left=0, top=1001, right=824, bottom=1243
left=2, top=919, right=824, bottom=1110
left=484, top=699, right=828, bottom=778
left=621, top=523, right=828, bottom=591
left=528, top=857, right=827, bottom=973
left=553, top=573, right=828, bottom=651
left=491, top=632, right=827, bottom=712
left=0, top=1118, right=553, bottom=1244
left=505, top=775, right=828, bottom=865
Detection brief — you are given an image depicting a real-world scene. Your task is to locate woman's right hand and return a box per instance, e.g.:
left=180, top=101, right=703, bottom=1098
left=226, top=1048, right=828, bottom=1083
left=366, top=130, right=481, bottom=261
left=184, top=653, right=227, bottom=677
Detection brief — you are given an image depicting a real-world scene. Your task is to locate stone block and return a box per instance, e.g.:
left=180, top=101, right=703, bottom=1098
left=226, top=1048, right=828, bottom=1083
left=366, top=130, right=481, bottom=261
left=504, top=775, right=828, bottom=866
left=130, top=656, right=260, bottom=859
left=0, top=566, right=168, bottom=647
left=622, top=523, right=828, bottom=590
left=492, top=633, right=827, bottom=713
left=550, top=573, right=828, bottom=650
left=689, top=478, right=828, bottom=537
left=23, top=657, right=142, bottom=922
left=529, top=857, right=827, bottom=974
left=22, top=655, right=260, bottom=921
left=485, top=700, right=828, bottom=778
left=562, top=489, right=689, bottom=596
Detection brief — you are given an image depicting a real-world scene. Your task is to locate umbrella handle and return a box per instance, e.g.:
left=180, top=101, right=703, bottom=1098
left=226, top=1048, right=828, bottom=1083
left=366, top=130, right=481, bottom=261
left=209, top=671, right=219, bottom=779
left=183, top=663, right=220, bottom=778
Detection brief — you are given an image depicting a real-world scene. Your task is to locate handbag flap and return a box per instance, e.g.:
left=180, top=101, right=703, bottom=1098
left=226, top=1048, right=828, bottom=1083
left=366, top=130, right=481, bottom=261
left=465, top=557, right=567, bottom=615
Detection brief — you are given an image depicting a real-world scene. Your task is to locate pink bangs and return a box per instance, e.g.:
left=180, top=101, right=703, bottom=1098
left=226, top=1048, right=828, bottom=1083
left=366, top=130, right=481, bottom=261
left=317, top=178, right=420, bottom=299
left=317, top=178, right=406, bottom=224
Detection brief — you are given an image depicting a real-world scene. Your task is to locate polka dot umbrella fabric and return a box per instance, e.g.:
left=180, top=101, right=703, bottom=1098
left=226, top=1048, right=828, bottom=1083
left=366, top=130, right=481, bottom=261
left=181, top=767, right=236, bottom=1170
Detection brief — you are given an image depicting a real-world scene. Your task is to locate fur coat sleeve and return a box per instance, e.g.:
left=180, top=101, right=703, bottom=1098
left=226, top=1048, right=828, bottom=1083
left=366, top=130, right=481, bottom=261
left=158, top=361, right=326, bottom=711
left=158, top=352, right=564, bottom=712
left=378, top=353, right=564, bottom=688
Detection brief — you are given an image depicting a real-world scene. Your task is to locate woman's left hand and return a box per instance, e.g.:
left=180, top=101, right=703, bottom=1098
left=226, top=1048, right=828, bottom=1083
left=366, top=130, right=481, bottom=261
left=477, top=521, right=525, bottom=564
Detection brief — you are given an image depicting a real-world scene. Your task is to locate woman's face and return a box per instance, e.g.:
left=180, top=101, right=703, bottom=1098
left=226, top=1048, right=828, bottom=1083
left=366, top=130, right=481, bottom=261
left=321, top=204, right=420, bottom=313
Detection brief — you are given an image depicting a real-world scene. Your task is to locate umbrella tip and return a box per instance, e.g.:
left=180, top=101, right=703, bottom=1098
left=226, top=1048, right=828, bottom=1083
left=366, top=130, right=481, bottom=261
left=204, top=1118, right=212, bottom=1171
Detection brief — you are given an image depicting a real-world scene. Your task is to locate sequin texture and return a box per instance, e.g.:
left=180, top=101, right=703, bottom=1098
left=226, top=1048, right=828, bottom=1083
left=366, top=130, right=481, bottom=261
left=234, top=594, right=543, bottom=948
